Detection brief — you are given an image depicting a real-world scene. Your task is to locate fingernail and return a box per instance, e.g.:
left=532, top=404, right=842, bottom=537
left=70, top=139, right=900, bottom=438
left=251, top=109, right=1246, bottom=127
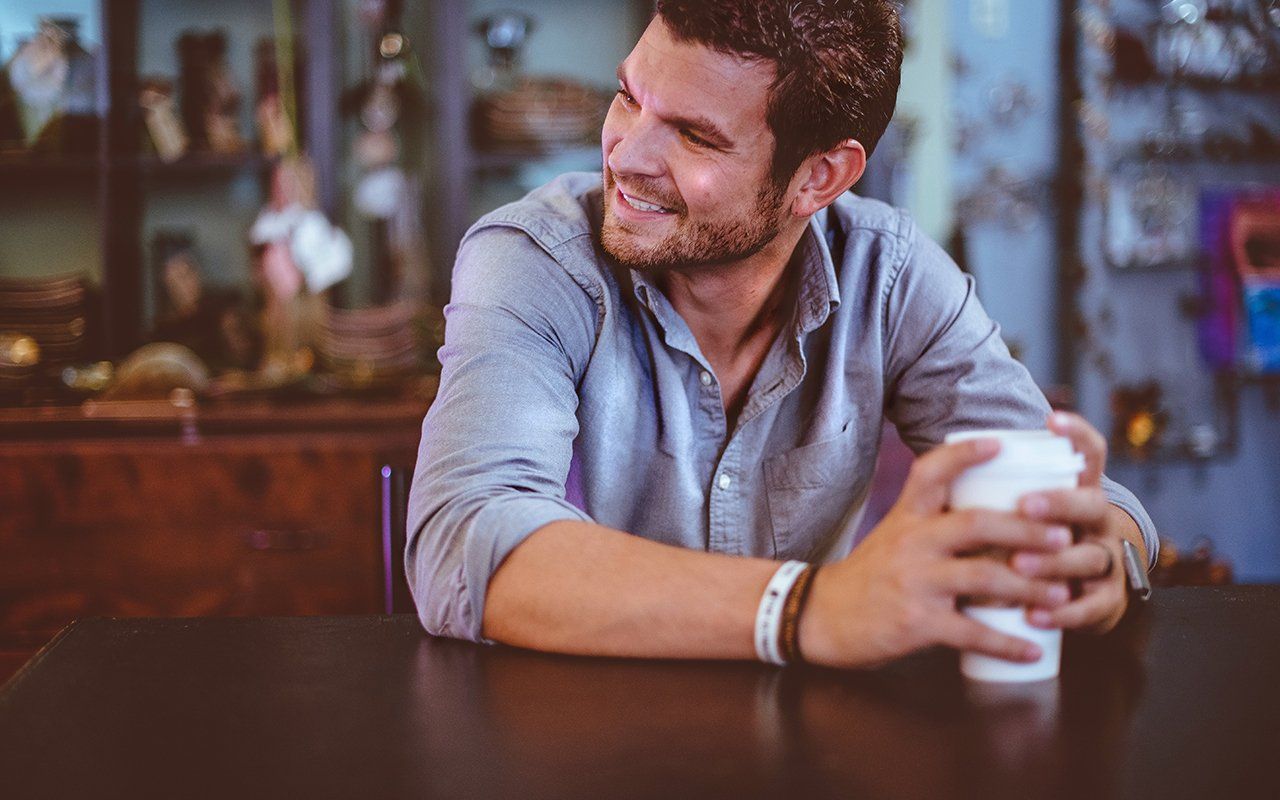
left=1048, top=526, right=1071, bottom=546
left=1051, top=412, right=1072, bottom=428
left=1023, top=643, right=1043, bottom=662
left=974, top=438, right=1000, bottom=456
left=1047, top=584, right=1070, bottom=604
left=1022, top=495, right=1049, bottom=518
left=1013, top=553, right=1041, bottom=574
left=1029, top=609, right=1054, bottom=627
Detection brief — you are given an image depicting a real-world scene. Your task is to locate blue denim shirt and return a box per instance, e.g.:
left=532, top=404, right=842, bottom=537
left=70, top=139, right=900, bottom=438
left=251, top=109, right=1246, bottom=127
left=407, top=172, right=1157, bottom=642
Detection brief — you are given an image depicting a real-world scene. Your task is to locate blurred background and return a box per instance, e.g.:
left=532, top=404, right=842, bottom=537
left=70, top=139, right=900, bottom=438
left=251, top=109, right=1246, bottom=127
left=1, top=0, right=1275, bottom=680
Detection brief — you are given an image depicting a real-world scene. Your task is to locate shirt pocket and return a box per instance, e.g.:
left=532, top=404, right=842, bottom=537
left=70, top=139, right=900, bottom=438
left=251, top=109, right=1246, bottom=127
left=763, top=421, right=868, bottom=560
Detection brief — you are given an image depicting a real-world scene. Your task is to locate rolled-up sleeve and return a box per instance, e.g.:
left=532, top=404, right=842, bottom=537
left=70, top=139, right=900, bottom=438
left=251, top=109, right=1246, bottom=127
left=407, top=226, right=600, bottom=642
left=882, top=226, right=1159, bottom=568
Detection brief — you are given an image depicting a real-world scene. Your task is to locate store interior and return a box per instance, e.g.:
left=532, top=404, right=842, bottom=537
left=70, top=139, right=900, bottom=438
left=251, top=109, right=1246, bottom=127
left=1, top=0, right=1278, bottom=681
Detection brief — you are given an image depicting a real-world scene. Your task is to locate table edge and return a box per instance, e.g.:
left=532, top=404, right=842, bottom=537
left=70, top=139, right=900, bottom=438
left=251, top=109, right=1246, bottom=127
left=0, top=619, right=83, bottom=702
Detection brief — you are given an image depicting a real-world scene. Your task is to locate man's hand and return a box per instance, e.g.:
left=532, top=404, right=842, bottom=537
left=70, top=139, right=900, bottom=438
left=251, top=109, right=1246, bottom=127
left=798, top=437, right=1074, bottom=669
left=1011, top=412, right=1144, bottom=635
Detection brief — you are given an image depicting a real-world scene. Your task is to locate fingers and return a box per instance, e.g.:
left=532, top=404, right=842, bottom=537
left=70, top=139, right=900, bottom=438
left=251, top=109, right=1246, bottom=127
left=1027, top=582, right=1122, bottom=630
left=1020, top=486, right=1109, bottom=528
left=1046, top=411, right=1107, bottom=486
left=899, top=438, right=1001, bottom=515
left=1012, top=540, right=1115, bottom=581
left=938, top=559, right=1071, bottom=609
left=940, top=508, right=1073, bottom=555
left=936, top=612, right=1042, bottom=663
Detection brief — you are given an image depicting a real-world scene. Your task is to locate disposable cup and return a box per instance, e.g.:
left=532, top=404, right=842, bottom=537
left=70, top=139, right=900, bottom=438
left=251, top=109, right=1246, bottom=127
left=944, top=430, right=1085, bottom=682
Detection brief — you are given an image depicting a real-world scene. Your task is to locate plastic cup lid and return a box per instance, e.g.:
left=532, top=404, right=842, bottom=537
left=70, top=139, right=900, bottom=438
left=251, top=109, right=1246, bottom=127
left=944, top=429, right=1086, bottom=474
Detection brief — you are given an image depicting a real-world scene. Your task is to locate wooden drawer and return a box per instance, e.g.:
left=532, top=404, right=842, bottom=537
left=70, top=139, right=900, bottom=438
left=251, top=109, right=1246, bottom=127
left=0, top=433, right=413, bottom=642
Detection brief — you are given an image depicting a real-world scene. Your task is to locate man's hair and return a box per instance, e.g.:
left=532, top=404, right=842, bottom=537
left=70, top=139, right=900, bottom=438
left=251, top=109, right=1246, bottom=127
left=656, top=0, right=905, bottom=183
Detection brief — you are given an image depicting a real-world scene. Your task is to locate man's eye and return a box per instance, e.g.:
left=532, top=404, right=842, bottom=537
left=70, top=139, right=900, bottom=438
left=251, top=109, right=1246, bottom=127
left=616, top=89, right=637, bottom=107
left=681, top=129, right=711, bottom=148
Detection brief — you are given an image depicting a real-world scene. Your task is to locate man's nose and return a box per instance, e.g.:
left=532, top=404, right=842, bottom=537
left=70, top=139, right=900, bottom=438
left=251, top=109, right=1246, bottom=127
left=607, top=115, right=665, bottom=179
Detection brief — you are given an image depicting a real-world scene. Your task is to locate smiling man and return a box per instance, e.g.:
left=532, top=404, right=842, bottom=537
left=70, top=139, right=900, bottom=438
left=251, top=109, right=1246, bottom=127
left=407, top=0, right=1157, bottom=669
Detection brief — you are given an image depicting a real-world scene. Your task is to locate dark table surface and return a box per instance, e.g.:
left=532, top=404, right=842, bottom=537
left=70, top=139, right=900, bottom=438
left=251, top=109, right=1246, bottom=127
left=1, top=585, right=1277, bottom=800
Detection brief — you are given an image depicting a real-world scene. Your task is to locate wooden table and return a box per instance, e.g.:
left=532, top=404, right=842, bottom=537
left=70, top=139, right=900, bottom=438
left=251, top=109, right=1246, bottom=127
left=1, top=586, right=1276, bottom=799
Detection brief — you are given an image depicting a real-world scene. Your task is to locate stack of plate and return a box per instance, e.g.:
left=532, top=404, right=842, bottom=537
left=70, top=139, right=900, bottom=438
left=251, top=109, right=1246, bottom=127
left=0, top=332, right=40, bottom=396
left=475, top=78, right=608, bottom=152
left=0, top=275, right=89, bottom=394
left=317, top=301, right=421, bottom=390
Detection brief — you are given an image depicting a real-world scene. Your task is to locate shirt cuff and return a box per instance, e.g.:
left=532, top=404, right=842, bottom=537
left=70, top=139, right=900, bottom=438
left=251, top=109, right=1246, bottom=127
left=462, top=495, right=593, bottom=644
left=1100, top=474, right=1159, bottom=570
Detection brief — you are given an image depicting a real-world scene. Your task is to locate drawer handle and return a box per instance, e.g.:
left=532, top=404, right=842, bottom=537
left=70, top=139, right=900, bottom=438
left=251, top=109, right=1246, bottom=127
left=243, top=528, right=326, bottom=551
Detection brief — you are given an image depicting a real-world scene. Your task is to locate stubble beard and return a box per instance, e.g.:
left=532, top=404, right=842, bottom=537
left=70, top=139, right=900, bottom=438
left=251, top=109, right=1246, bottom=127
left=600, top=171, right=790, bottom=273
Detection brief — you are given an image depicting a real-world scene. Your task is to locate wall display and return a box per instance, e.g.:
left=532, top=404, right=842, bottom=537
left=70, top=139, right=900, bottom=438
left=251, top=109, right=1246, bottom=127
left=470, top=11, right=609, bottom=154
left=177, top=29, right=247, bottom=154
left=0, top=274, right=90, bottom=400
left=1103, top=166, right=1198, bottom=269
left=0, top=16, right=97, bottom=154
left=1072, top=0, right=1280, bottom=461
left=1230, top=197, right=1280, bottom=371
left=254, top=39, right=296, bottom=159
left=139, top=78, right=188, bottom=163
left=148, top=231, right=256, bottom=372
left=1153, top=0, right=1280, bottom=86
left=1110, top=381, right=1170, bottom=460
left=340, top=0, right=432, bottom=303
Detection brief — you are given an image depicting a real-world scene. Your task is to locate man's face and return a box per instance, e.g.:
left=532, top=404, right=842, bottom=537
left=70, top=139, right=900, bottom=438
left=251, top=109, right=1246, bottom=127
left=600, top=18, right=791, bottom=271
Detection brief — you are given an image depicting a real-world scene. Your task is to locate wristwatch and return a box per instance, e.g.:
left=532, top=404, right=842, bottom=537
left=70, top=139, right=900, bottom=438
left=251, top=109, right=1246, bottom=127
left=1121, top=540, right=1152, bottom=601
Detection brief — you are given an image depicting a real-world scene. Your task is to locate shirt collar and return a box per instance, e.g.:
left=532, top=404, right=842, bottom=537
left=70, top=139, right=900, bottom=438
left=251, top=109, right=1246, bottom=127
left=794, top=210, right=842, bottom=335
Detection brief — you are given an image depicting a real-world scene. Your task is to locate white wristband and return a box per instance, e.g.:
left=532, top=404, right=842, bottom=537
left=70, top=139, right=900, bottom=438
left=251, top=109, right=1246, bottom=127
left=754, top=560, right=808, bottom=665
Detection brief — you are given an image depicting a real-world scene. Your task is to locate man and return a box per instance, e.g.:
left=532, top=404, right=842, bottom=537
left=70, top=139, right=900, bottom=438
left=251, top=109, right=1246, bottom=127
left=407, top=0, right=1156, bottom=669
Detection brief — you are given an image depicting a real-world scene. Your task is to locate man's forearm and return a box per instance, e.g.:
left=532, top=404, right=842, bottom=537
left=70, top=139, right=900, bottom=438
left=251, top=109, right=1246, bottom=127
left=482, top=520, right=780, bottom=659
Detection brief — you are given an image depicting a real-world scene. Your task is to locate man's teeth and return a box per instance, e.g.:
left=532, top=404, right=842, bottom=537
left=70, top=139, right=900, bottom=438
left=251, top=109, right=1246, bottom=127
left=622, top=192, right=670, bottom=213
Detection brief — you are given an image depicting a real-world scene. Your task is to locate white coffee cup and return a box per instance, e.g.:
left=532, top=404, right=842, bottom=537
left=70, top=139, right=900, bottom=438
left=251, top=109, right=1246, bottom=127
left=944, top=430, right=1085, bottom=682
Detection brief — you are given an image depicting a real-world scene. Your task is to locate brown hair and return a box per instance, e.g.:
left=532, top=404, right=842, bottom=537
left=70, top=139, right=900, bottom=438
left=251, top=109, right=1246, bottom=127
left=656, top=0, right=905, bottom=182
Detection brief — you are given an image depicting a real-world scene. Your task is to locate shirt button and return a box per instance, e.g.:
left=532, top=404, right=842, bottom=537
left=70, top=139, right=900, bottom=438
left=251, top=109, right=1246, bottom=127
left=717, top=473, right=732, bottom=490
left=699, top=370, right=713, bottom=386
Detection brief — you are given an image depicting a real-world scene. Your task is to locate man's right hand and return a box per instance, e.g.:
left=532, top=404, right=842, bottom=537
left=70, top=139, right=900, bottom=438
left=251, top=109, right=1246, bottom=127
left=797, top=437, right=1074, bottom=669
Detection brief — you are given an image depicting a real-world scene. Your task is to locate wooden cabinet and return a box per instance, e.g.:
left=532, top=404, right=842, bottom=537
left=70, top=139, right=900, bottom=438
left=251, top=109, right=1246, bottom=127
left=0, top=397, right=426, bottom=683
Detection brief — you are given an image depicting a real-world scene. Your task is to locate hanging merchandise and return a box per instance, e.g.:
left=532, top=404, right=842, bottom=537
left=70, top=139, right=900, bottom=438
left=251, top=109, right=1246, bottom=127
left=1104, top=166, right=1198, bottom=270
left=3, top=17, right=97, bottom=153
left=1198, top=189, right=1244, bottom=370
left=254, top=39, right=295, bottom=158
left=139, top=78, right=188, bottom=163
left=249, top=158, right=354, bottom=295
left=249, top=158, right=353, bottom=380
left=1230, top=197, right=1280, bottom=372
left=177, top=29, right=247, bottom=154
left=341, top=0, right=431, bottom=302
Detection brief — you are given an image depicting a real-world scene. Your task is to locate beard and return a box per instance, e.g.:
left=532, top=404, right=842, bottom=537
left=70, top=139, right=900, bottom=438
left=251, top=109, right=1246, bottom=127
left=600, top=169, right=790, bottom=272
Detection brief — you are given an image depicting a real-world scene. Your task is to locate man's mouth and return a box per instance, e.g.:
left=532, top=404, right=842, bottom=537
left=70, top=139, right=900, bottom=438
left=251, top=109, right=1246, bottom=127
left=618, top=189, right=675, bottom=214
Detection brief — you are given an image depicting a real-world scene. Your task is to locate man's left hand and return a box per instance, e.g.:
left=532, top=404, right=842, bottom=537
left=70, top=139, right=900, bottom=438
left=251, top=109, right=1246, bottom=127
left=1008, top=411, right=1144, bottom=635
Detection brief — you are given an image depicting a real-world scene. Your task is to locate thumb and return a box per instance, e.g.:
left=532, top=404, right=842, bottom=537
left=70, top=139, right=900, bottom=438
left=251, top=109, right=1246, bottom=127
left=899, top=437, right=1001, bottom=514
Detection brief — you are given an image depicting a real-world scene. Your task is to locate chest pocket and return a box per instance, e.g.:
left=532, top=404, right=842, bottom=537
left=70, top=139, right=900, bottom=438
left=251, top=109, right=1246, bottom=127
left=763, top=421, right=870, bottom=560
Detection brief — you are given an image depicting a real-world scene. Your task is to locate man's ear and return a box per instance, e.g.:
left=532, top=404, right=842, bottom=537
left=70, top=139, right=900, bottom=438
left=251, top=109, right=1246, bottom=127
left=790, top=139, right=868, bottom=217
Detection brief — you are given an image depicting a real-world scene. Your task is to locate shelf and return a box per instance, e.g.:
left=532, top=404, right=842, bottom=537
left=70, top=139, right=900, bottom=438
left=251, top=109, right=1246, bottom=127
left=469, top=144, right=600, bottom=172
left=138, top=152, right=276, bottom=180
left=1109, top=74, right=1280, bottom=96
left=0, top=392, right=435, bottom=442
left=0, top=154, right=100, bottom=181
left=0, top=152, right=278, bottom=182
left=1108, top=148, right=1280, bottom=168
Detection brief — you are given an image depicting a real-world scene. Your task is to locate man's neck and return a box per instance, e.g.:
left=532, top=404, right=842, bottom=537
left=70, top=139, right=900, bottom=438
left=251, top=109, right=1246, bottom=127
left=657, top=219, right=808, bottom=365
